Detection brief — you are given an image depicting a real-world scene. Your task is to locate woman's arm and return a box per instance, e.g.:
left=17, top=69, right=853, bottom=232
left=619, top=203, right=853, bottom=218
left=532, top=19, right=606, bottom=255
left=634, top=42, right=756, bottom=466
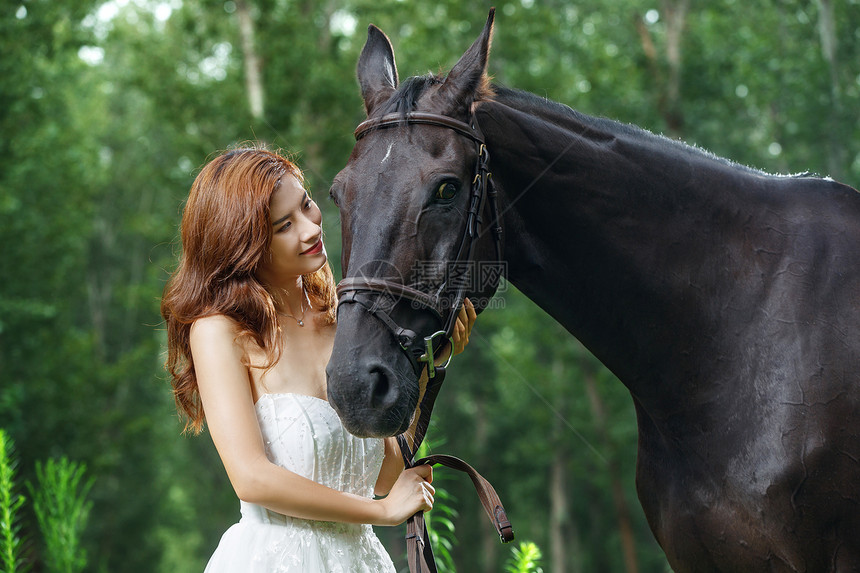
left=374, top=436, right=406, bottom=497
left=190, top=315, right=432, bottom=526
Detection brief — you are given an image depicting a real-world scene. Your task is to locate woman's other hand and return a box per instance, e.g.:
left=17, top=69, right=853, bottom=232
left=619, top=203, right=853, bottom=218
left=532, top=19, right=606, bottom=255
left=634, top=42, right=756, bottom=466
left=450, top=297, right=477, bottom=356
left=376, top=464, right=435, bottom=525
left=434, top=298, right=477, bottom=366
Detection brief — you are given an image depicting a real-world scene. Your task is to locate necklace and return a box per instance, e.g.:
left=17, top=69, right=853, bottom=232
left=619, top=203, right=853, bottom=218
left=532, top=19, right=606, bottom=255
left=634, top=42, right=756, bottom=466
left=278, top=286, right=308, bottom=327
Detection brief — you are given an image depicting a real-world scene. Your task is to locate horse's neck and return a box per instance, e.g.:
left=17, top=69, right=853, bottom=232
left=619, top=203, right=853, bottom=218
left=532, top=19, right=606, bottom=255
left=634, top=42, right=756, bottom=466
left=478, top=98, right=760, bottom=401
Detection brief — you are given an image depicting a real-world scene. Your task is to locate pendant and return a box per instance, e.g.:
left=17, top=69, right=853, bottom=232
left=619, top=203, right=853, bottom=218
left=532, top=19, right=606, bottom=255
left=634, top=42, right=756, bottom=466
left=297, top=320, right=304, bottom=327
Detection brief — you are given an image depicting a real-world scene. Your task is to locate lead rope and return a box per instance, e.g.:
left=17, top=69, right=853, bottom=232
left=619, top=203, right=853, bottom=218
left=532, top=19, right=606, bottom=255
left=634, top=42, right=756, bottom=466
left=396, top=363, right=514, bottom=573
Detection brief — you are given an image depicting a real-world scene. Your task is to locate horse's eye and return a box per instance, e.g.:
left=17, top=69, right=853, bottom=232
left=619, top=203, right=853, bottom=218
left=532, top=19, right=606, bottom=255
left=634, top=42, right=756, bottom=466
left=435, top=181, right=459, bottom=201
left=329, top=189, right=340, bottom=208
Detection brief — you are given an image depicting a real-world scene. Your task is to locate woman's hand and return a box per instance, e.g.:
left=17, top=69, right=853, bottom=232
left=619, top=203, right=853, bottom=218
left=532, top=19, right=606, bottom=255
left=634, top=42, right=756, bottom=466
left=450, top=297, right=477, bottom=357
left=376, top=464, right=435, bottom=526
left=434, top=298, right=478, bottom=366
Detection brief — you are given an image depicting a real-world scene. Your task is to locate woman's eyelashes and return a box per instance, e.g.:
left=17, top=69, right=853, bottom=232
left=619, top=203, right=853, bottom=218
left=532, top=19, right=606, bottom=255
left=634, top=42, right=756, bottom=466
left=275, top=194, right=313, bottom=233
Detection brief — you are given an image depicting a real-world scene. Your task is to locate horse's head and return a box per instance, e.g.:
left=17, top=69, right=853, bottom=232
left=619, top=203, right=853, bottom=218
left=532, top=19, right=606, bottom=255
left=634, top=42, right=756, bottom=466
left=326, top=10, right=503, bottom=437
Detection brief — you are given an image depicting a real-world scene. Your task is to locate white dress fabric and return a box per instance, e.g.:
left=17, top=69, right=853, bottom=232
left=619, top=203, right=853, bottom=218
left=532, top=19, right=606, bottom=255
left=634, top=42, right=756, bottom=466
left=203, top=393, right=396, bottom=573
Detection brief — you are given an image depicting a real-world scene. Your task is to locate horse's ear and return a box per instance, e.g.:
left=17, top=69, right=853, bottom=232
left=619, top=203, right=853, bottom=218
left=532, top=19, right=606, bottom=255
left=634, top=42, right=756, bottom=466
left=357, top=25, right=398, bottom=116
left=438, top=8, right=495, bottom=114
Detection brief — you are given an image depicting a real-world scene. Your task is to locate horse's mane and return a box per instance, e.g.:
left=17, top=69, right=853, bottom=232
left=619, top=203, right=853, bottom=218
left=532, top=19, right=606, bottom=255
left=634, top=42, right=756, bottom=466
left=492, top=85, right=775, bottom=175
left=491, top=85, right=820, bottom=179
left=379, top=75, right=811, bottom=179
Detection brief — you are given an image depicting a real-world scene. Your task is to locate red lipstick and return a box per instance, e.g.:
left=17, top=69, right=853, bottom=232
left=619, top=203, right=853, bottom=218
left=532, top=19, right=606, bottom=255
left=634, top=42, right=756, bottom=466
left=301, top=239, right=323, bottom=255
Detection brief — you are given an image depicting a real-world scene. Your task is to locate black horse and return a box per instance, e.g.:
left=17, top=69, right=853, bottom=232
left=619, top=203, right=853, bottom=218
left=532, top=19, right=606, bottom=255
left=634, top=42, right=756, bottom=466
left=326, top=11, right=860, bottom=571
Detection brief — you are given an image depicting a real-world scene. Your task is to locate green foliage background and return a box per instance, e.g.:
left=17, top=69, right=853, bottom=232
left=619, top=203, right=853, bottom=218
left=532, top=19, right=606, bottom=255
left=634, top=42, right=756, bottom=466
left=1, top=0, right=858, bottom=571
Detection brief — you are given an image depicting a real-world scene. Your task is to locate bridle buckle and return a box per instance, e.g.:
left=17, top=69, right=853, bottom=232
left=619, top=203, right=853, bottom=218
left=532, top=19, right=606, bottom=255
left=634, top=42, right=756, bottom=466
left=418, top=330, right=453, bottom=379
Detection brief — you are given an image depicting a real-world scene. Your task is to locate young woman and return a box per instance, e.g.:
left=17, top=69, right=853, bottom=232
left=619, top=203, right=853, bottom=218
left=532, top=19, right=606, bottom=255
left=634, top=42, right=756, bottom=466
left=160, top=145, right=476, bottom=572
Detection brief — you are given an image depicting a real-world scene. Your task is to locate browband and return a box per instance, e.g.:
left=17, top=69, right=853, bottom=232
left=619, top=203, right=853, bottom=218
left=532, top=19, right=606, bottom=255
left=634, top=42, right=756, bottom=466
left=355, top=112, right=484, bottom=144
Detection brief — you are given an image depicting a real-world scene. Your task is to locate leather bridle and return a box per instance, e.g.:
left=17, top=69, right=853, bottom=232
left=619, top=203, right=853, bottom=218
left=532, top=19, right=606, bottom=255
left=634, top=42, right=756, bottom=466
left=335, top=110, right=512, bottom=572
left=336, top=110, right=504, bottom=381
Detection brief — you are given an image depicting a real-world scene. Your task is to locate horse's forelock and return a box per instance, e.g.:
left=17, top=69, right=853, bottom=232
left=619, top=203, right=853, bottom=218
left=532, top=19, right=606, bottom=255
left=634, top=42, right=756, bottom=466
left=375, top=74, right=443, bottom=116
left=374, top=72, right=494, bottom=116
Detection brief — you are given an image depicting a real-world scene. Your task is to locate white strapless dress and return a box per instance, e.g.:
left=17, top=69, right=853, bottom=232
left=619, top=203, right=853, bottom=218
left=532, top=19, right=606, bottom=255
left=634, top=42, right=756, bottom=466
left=203, top=393, right=396, bottom=573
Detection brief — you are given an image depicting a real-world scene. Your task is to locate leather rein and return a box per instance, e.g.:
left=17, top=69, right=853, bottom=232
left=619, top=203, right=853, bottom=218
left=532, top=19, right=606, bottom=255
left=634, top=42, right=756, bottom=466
left=335, top=111, right=512, bottom=572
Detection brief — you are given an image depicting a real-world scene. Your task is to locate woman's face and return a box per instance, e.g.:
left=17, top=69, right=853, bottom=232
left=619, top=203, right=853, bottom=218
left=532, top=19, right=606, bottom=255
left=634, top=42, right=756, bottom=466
left=255, top=174, right=327, bottom=285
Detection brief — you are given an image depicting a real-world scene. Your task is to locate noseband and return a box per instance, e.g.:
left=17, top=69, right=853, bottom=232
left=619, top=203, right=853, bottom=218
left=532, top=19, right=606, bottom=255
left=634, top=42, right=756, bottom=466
left=336, top=110, right=504, bottom=380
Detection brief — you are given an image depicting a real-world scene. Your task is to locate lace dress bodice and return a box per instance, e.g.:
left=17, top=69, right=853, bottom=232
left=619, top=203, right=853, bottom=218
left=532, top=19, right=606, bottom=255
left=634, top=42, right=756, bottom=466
left=203, top=393, right=396, bottom=573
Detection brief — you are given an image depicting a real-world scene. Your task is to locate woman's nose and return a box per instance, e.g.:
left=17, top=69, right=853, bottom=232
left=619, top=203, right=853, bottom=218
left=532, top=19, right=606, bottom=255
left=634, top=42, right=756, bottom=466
left=299, top=217, right=321, bottom=242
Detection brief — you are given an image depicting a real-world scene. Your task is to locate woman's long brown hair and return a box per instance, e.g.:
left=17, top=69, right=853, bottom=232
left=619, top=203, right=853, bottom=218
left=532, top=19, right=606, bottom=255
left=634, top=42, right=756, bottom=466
left=161, top=145, right=336, bottom=434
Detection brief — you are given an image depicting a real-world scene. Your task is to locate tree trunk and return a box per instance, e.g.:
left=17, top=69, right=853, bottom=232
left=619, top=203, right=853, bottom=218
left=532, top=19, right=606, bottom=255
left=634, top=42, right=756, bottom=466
left=547, top=358, right=567, bottom=573
left=584, top=369, right=639, bottom=573
left=637, top=0, right=689, bottom=137
left=550, top=450, right=576, bottom=573
left=87, top=212, right=115, bottom=365
left=662, top=0, right=688, bottom=135
left=814, top=0, right=846, bottom=180
left=234, top=0, right=264, bottom=120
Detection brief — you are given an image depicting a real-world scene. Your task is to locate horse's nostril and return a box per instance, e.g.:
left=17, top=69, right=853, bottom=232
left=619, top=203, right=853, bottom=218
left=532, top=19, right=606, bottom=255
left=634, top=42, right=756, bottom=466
left=368, top=364, right=398, bottom=410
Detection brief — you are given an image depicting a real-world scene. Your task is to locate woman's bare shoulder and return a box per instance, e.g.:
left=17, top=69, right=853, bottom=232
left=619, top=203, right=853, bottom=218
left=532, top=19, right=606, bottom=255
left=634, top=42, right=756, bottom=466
left=191, top=314, right=239, bottom=338
left=189, top=315, right=254, bottom=406
left=189, top=315, right=247, bottom=357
